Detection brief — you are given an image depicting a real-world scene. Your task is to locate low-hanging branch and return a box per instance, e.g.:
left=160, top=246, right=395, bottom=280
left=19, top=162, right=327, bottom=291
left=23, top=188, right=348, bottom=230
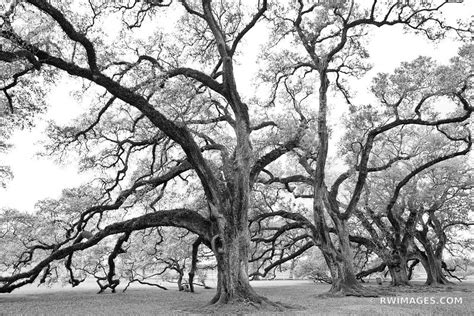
left=0, top=209, right=212, bottom=293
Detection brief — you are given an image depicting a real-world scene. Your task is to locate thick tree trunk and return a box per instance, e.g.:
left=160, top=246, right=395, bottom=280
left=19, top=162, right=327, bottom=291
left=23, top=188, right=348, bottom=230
left=330, top=220, right=359, bottom=292
left=208, top=227, right=284, bottom=309
left=207, top=176, right=284, bottom=308
left=422, top=252, right=452, bottom=286
left=320, top=218, right=376, bottom=296
left=416, top=231, right=453, bottom=286
left=313, top=204, right=375, bottom=296
left=209, top=227, right=256, bottom=304
left=324, top=252, right=360, bottom=293
left=387, top=252, right=410, bottom=286
left=388, top=264, right=410, bottom=286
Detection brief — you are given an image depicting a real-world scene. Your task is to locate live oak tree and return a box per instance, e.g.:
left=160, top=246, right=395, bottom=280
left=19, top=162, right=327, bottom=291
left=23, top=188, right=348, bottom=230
left=0, top=0, right=308, bottom=309
left=1, top=187, right=206, bottom=293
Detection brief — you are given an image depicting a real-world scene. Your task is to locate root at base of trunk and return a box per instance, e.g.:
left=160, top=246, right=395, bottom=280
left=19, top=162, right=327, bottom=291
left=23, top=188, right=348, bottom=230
left=212, top=293, right=295, bottom=309
left=177, top=290, right=300, bottom=314
left=425, top=280, right=455, bottom=287
left=183, top=293, right=299, bottom=314
left=319, top=283, right=383, bottom=298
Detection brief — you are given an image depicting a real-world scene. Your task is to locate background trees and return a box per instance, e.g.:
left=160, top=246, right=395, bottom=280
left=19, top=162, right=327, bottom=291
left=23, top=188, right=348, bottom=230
left=254, top=1, right=472, bottom=295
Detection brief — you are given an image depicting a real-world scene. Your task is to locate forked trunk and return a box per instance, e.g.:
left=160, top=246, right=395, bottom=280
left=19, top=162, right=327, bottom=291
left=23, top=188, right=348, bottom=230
left=311, top=72, right=374, bottom=297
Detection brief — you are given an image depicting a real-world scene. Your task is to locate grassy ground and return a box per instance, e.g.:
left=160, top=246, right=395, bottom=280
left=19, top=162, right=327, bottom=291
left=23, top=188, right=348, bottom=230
left=0, top=280, right=472, bottom=315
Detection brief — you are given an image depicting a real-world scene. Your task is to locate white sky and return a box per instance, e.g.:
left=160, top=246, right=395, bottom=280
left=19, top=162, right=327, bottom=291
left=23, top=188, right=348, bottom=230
left=0, top=1, right=472, bottom=211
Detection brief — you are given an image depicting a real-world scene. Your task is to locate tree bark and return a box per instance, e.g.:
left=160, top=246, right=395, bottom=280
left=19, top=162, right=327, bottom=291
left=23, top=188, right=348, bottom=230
left=310, top=71, right=374, bottom=297
left=415, top=219, right=454, bottom=286
left=387, top=251, right=410, bottom=286
left=177, top=271, right=184, bottom=291
left=324, top=252, right=360, bottom=294
left=388, top=264, right=410, bottom=286
left=209, top=225, right=276, bottom=306
left=417, top=239, right=453, bottom=286
left=188, top=237, right=201, bottom=293
left=288, top=259, right=296, bottom=279
left=322, top=218, right=374, bottom=296
left=422, top=257, right=452, bottom=285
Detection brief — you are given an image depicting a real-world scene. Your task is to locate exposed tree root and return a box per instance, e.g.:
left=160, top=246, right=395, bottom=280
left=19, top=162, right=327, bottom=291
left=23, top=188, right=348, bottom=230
left=425, top=280, right=455, bottom=287
left=318, top=283, right=392, bottom=298
left=390, top=281, right=412, bottom=287
left=180, top=294, right=300, bottom=314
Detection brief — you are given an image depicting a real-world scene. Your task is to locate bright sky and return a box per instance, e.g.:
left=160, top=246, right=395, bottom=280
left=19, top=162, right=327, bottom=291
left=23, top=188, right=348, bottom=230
left=0, top=1, right=472, bottom=211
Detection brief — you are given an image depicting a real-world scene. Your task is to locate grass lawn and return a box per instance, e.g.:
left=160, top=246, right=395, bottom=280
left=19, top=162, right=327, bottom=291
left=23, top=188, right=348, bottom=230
left=0, top=280, right=472, bottom=315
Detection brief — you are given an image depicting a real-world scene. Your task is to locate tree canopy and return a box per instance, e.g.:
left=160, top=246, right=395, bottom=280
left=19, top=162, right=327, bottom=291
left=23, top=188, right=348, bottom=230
left=0, top=0, right=472, bottom=310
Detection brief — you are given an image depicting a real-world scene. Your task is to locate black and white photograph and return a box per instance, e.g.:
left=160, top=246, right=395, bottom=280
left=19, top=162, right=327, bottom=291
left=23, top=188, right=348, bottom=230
left=0, top=0, right=473, bottom=314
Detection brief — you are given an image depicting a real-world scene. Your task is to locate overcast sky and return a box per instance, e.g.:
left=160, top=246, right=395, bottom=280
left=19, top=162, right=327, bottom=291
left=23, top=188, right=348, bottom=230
left=0, top=1, right=472, bottom=211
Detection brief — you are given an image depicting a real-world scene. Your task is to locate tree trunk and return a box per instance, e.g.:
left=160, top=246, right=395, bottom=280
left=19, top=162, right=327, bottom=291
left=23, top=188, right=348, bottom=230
left=423, top=251, right=452, bottom=286
left=209, top=227, right=282, bottom=309
left=309, top=70, right=373, bottom=297
left=313, top=202, right=374, bottom=296
left=207, top=196, right=284, bottom=308
left=388, top=264, right=410, bottom=286
left=320, top=217, right=376, bottom=296
left=188, top=237, right=202, bottom=293
left=177, top=272, right=184, bottom=291
left=288, top=259, right=296, bottom=280
left=324, top=252, right=360, bottom=293
left=416, top=229, right=453, bottom=286
left=387, top=252, right=410, bottom=286
left=209, top=226, right=253, bottom=303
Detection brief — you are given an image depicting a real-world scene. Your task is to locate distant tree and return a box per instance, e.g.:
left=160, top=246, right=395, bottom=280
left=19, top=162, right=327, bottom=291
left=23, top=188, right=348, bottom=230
left=413, top=162, right=473, bottom=285
left=249, top=186, right=314, bottom=280
left=345, top=51, right=474, bottom=285
left=354, top=159, right=473, bottom=286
